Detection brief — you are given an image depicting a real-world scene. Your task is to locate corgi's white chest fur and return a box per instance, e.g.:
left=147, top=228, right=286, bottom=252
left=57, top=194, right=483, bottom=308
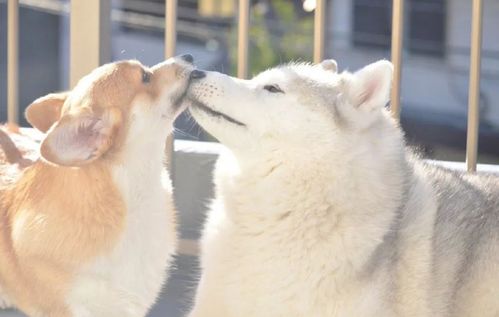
left=66, top=144, right=177, bottom=317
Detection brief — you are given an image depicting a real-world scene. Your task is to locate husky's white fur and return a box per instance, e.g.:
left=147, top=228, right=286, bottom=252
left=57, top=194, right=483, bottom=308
left=186, top=60, right=499, bottom=317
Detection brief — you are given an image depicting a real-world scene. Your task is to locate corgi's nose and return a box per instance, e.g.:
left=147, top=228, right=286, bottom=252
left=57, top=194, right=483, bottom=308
left=179, top=54, right=194, bottom=64
left=190, top=70, right=206, bottom=80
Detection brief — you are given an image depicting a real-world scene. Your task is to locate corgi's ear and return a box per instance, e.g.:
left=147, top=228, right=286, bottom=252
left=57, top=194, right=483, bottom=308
left=343, top=60, right=393, bottom=111
left=321, top=59, right=338, bottom=72
left=25, top=92, right=69, bottom=133
left=40, top=107, right=122, bottom=166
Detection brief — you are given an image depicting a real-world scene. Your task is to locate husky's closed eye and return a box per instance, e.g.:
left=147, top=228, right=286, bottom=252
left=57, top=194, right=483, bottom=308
left=263, top=84, right=284, bottom=94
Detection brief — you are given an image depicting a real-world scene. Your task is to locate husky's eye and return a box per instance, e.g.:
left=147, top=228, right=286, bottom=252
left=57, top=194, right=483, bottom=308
left=263, top=84, right=284, bottom=94
left=142, top=69, right=152, bottom=84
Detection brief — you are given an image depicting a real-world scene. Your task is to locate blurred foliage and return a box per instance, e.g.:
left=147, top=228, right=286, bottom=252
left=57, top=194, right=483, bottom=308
left=229, top=0, right=314, bottom=76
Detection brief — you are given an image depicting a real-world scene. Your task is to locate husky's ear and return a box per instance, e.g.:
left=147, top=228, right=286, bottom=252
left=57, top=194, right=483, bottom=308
left=321, top=59, right=338, bottom=72
left=25, top=92, right=69, bottom=133
left=40, top=107, right=122, bottom=166
left=343, top=60, right=393, bottom=111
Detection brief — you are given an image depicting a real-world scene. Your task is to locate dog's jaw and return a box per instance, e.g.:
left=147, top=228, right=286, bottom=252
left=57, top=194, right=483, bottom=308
left=188, top=98, right=246, bottom=127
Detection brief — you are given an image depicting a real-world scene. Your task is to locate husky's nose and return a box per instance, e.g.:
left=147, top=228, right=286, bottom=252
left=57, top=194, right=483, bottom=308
left=190, top=70, right=206, bottom=80
left=179, top=54, right=194, bottom=64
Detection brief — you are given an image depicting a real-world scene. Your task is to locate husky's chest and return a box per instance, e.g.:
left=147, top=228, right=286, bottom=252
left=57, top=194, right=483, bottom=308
left=66, top=160, right=177, bottom=315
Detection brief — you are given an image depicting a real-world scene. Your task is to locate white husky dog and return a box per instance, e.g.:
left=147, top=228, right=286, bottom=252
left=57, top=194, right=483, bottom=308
left=186, top=60, right=499, bottom=317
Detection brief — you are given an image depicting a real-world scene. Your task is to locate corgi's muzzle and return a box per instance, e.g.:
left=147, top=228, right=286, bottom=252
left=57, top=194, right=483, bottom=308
left=180, top=53, right=194, bottom=64
left=171, top=59, right=204, bottom=110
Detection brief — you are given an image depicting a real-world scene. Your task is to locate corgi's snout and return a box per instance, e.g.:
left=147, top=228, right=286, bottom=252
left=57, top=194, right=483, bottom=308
left=179, top=53, right=194, bottom=64
left=150, top=54, right=195, bottom=73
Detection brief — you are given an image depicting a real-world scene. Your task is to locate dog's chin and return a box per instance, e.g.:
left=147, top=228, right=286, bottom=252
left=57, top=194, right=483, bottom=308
left=161, top=79, right=193, bottom=120
left=187, top=97, right=246, bottom=127
left=161, top=103, right=188, bottom=120
left=171, top=81, right=191, bottom=110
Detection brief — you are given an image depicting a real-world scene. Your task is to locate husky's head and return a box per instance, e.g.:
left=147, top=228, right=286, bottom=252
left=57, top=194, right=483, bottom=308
left=187, top=60, right=401, bottom=162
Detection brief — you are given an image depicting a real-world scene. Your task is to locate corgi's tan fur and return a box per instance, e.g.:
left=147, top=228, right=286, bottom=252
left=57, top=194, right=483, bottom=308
left=0, top=56, right=196, bottom=317
left=0, top=125, right=26, bottom=166
left=0, top=125, right=40, bottom=187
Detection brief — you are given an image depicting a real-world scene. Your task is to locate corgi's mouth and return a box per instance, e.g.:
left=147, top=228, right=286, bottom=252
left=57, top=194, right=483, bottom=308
left=171, top=71, right=196, bottom=110
left=188, top=98, right=246, bottom=127
left=172, top=89, right=188, bottom=109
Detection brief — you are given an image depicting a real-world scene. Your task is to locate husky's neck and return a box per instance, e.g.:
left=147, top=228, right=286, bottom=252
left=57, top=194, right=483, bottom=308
left=216, top=136, right=410, bottom=237
left=214, top=145, right=412, bottom=274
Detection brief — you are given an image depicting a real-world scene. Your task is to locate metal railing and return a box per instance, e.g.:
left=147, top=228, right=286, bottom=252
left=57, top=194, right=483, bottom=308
left=7, top=0, right=19, bottom=125
left=4, top=0, right=485, bottom=173
left=390, top=0, right=404, bottom=120
left=465, top=0, right=483, bottom=172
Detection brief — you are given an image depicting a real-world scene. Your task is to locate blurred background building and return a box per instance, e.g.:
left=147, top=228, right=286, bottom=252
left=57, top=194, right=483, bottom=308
left=1, top=0, right=498, bottom=161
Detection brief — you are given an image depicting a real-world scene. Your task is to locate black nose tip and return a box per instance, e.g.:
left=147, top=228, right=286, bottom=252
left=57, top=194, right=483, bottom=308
left=180, top=54, right=194, bottom=64
left=190, top=70, right=206, bottom=80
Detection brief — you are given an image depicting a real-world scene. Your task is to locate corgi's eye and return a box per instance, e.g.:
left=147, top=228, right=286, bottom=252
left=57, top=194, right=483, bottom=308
left=142, top=69, right=152, bottom=84
left=263, top=84, right=284, bottom=94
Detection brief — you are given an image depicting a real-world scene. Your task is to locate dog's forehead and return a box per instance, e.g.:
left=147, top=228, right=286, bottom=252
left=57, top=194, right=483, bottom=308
left=252, top=66, right=307, bottom=89
left=86, top=60, right=143, bottom=85
left=253, top=68, right=292, bottom=84
left=255, top=63, right=341, bottom=94
left=254, top=64, right=339, bottom=92
left=91, top=60, right=143, bottom=83
left=66, top=60, right=144, bottom=111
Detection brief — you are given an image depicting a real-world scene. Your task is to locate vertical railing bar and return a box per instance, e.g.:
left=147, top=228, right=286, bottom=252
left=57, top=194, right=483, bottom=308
left=100, top=0, right=111, bottom=65
left=164, top=0, right=177, bottom=172
left=165, top=0, right=177, bottom=58
left=237, top=0, right=250, bottom=79
left=390, top=0, right=404, bottom=120
left=313, top=0, right=326, bottom=63
left=7, top=0, right=19, bottom=124
left=466, top=0, right=483, bottom=172
left=70, top=0, right=111, bottom=88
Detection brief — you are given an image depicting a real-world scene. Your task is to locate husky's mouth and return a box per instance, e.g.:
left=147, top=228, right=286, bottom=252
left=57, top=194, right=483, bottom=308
left=189, top=98, right=246, bottom=127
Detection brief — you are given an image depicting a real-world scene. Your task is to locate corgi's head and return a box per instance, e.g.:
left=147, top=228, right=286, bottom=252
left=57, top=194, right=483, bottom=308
left=26, top=55, right=202, bottom=166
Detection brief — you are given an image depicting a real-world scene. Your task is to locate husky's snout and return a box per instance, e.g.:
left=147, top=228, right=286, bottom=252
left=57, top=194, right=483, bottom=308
left=190, top=69, right=206, bottom=79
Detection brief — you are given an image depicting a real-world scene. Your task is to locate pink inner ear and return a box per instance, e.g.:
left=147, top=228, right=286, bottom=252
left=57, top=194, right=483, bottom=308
left=74, top=117, right=111, bottom=159
left=42, top=113, right=114, bottom=166
left=77, top=118, right=102, bottom=144
left=358, top=79, right=378, bottom=106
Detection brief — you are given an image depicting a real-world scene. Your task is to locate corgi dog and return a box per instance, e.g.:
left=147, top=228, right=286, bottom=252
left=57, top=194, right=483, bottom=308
left=0, top=55, right=205, bottom=317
